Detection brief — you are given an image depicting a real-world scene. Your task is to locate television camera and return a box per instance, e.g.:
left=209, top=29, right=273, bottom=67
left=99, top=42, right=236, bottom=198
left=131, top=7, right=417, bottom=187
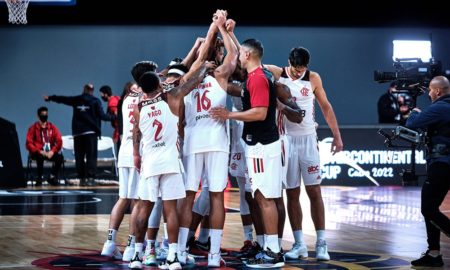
left=378, top=126, right=427, bottom=186
left=374, top=58, right=445, bottom=106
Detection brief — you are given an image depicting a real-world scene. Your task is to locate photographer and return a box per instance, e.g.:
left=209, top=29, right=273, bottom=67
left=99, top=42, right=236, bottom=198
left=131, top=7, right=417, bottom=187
left=405, top=75, right=450, bottom=267
left=377, top=82, right=410, bottom=124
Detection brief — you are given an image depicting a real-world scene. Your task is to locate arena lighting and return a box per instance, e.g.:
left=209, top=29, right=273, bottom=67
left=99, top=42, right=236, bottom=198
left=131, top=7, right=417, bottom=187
left=392, top=40, right=432, bottom=62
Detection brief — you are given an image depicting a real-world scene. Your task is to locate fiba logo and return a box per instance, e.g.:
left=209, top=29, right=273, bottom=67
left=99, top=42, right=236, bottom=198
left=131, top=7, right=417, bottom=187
left=300, top=87, right=309, bottom=96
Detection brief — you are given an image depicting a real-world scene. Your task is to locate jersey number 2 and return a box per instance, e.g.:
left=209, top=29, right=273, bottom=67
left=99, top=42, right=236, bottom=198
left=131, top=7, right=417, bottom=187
left=153, top=119, right=163, bottom=141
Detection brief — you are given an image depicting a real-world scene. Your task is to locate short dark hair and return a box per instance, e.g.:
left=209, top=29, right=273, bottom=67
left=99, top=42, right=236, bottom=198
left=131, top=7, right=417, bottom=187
left=241, top=39, right=264, bottom=59
left=139, top=72, right=160, bottom=93
left=99, top=85, right=112, bottom=96
left=289, top=47, right=310, bottom=67
left=131, top=61, right=159, bottom=82
left=37, top=106, right=48, bottom=115
left=390, top=81, right=397, bottom=88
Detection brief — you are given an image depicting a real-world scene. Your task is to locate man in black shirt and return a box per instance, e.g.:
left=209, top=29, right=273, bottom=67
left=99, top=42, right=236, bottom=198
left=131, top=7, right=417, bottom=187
left=45, top=84, right=112, bottom=186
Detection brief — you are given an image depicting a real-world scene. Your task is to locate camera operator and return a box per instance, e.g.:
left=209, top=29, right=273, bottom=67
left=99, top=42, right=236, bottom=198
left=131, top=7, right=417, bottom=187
left=405, top=75, right=450, bottom=267
left=377, top=82, right=410, bottom=124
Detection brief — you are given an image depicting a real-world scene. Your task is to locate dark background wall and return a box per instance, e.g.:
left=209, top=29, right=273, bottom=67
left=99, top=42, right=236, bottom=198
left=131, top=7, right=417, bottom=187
left=1, top=25, right=450, bottom=164
left=1, top=1, right=449, bottom=164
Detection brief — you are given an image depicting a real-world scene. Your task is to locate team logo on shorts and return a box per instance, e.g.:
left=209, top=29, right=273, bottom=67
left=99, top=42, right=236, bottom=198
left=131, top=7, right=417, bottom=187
left=307, top=165, right=320, bottom=174
left=230, top=162, right=237, bottom=170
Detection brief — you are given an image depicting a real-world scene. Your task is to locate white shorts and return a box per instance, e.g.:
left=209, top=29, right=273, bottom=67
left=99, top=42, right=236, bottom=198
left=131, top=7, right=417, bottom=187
left=286, top=134, right=322, bottom=188
left=119, top=167, right=140, bottom=199
left=280, top=135, right=290, bottom=187
left=192, top=187, right=210, bottom=216
left=138, top=173, right=186, bottom=202
left=229, top=152, right=247, bottom=178
left=246, top=140, right=282, bottom=199
left=183, top=151, right=228, bottom=192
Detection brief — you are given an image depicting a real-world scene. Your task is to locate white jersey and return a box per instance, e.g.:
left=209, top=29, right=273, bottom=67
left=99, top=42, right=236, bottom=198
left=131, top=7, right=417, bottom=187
left=118, top=90, right=142, bottom=168
left=231, top=96, right=245, bottom=153
left=278, top=68, right=316, bottom=136
left=183, top=75, right=229, bottom=155
left=139, top=93, right=180, bottom=177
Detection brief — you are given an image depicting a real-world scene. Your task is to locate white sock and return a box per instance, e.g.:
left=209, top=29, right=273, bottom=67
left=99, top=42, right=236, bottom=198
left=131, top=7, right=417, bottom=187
left=293, top=230, right=304, bottom=244
left=266, top=234, right=280, bottom=253
left=167, top=243, right=178, bottom=261
left=316, top=230, right=326, bottom=242
left=178, top=227, right=189, bottom=252
left=429, top=250, right=440, bottom=257
left=146, top=239, right=156, bottom=249
left=127, top=235, right=136, bottom=247
left=135, top=243, right=144, bottom=258
left=279, top=238, right=282, bottom=248
left=198, top=228, right=210, bottom=243
left=107, top=229, right=117, bottom=243
left=163, top=223, right=168, bottom=240
left=256, top=235, right=264, bottom=247
left=243, top=225, right=253, bottom=241
left=210, top=229, right=223, bottom=254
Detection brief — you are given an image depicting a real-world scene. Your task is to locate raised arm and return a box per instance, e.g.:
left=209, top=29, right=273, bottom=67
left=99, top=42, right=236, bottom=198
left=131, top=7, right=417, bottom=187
left=214, top=11, right=238, bottom=89
left=182, top=22, right=218, bottom=82
left=45, top=95, right=77, bottom=106
left=167, top=62, right=211, bottom=116
left=181, top=37, right=205, bottom=69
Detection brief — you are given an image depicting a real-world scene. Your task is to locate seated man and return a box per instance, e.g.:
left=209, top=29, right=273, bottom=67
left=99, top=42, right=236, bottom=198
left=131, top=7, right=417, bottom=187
left=26, top=106, right=63, bottom=186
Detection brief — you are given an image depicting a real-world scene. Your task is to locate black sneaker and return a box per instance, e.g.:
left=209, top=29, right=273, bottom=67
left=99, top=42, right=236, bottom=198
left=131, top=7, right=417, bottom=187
left=128, top=253, right=143, bottom=269
left=159, top=253, right=182, bottom=270
left=195, top=237, right=210, bottom=252
left=245, top=248, right=285, bottom=268
left=237, top=242, right=263, bottom=259
left=48, top=175, right=59, bottom=186
left=411, top=250, right=444, bottom=267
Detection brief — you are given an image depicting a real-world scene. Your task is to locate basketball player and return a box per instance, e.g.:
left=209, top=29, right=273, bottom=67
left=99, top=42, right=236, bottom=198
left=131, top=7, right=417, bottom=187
left=128, top=63, right=211, bottom=270
left=101, top=61, right=158, bottom=261
left=210, top=39, right=285, bottom=268
left=177, top=10, right=238, bottom=267
left=265, top=47, right=343, bottom=261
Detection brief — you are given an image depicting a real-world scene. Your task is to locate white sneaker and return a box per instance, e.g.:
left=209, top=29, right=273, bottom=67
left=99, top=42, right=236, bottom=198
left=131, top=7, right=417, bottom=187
left=156, top=246, right=168, bottom=260
left=128, top=253, right=143, bottom=269
left=208, top=252, right=226, bottom=267
left=177, top=251, right=195, bottom=265
left=315, top=240, right=330, bottom=261
left=284, top=242, right=308, bottom=259
left=143, top=246, right=157, bottom=266
left=101, top=241, right=123, bottom=260
left=123, top=245, right=135, bottom=262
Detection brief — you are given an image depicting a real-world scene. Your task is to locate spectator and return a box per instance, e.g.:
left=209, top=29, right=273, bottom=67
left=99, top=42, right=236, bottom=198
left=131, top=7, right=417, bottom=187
left=99, top=85, right=121, bottom=146
left=26, top=106, right=63, bottom=186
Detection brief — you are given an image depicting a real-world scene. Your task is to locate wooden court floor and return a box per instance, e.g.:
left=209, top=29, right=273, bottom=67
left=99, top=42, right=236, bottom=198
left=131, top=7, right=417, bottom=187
left=0, top=185, right=448, bottom=269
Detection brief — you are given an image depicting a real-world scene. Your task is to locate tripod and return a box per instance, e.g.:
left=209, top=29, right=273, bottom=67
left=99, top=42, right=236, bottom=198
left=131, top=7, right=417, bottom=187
left=378, top=128, right=423, bottom=186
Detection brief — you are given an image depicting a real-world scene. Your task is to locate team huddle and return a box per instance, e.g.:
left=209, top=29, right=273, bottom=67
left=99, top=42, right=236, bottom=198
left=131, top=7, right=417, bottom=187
left=100, top=9, right=343, bottom=270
